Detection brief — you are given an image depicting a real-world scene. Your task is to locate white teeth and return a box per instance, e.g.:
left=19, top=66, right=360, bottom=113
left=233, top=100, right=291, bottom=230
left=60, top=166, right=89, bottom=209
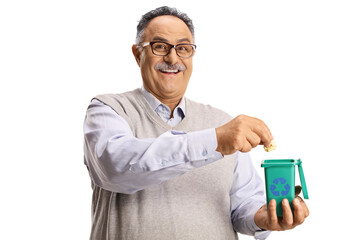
left=160, top=69, right=179, bottom=73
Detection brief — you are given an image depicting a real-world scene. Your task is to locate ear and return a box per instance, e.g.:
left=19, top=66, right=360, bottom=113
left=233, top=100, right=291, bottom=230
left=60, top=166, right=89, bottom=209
left=132, top=44, right=141, bottom=67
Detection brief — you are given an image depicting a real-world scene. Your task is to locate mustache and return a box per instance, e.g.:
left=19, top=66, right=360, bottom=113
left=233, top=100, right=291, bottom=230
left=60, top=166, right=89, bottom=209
left=154, top=62, right=186, bottom=71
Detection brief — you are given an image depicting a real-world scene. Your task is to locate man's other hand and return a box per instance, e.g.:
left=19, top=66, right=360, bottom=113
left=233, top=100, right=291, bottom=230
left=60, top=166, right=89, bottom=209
left=254, top=186, right=310, bottom=231
left=215, top=114, right=273, bottom=155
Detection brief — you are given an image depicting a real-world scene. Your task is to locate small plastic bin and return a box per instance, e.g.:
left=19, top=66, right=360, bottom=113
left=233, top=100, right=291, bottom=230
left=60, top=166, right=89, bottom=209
left=261, top=159, right=309, bottom=216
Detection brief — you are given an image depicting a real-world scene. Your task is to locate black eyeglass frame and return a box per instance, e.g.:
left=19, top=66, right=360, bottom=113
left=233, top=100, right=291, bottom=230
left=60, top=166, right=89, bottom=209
left=142, top=41, right=197, bottom=58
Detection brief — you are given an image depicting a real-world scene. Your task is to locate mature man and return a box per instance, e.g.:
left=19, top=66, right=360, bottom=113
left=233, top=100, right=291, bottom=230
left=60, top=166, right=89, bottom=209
left=83, top=6, right=309, bottom=240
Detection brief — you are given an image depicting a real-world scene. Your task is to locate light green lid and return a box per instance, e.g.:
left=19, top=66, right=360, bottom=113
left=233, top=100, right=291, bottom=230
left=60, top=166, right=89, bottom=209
left=296, top=159, right=309, bottom=199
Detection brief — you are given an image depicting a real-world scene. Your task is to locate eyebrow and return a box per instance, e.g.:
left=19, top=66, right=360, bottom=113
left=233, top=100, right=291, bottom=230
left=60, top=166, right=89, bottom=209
left=151, top=36, right=192, bottom=44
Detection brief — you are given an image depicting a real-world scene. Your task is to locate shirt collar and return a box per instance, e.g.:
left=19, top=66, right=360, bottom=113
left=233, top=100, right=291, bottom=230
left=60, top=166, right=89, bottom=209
left=140, top=86, right=186, bottom=117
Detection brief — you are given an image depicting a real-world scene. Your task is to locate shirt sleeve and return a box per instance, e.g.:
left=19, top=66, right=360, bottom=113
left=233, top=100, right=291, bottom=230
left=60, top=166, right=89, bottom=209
left=230, top=152, right=271, bottom=240
left=83, top=100, right=223, bottom=194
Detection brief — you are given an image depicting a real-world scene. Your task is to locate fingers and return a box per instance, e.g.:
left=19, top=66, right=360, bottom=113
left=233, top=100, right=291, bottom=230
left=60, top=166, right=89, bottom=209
left=294, top=186, right=310, bottom=218
left=298, top=197, right=310, bottom=217
left=239, top=140, right=253, bottom=153
left=281, top=199, right=294, bottom=229
left=293, top=197, right=306, bottom=226
left=263, top=121, right=274, bottom=143
left=266, top=197, right=309, bottom=231
left=249, top=116, right=273, bottom=147
left=215, top=114, right=274, bottom=154
left=246, top=132, right=261, bottom=148
left=237, top=115, right=273, bottom=151
left=268, top=199, right=279, bottom=229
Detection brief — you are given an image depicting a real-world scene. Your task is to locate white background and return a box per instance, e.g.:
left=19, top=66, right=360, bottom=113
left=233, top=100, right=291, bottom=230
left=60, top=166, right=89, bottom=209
left=1, top=0, right=359, bottom=239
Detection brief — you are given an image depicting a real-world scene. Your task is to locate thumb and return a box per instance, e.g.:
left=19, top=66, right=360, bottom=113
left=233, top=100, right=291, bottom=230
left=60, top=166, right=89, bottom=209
left=295, top=185, right=302, bottom=197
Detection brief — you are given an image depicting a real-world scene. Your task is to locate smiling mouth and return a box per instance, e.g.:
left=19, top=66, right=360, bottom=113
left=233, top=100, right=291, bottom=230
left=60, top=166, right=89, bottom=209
left=159, top=69, right=181, bottom=74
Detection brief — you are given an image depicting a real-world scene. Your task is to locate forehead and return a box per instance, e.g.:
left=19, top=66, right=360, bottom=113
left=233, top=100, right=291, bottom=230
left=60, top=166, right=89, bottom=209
left=143, top=15, right=193, bottom=43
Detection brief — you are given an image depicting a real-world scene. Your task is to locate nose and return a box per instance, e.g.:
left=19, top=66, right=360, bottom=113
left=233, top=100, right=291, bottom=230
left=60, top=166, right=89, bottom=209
left=163, top=47, right=179, bottom=65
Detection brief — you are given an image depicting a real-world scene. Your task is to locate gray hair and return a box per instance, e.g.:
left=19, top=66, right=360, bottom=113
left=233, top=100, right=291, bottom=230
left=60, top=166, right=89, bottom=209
left=135, top=6, right=195, bottom=45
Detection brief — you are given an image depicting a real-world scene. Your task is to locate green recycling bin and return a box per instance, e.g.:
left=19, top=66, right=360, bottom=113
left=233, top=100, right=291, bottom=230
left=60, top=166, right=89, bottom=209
left=261, top=159, right=309, bottom=217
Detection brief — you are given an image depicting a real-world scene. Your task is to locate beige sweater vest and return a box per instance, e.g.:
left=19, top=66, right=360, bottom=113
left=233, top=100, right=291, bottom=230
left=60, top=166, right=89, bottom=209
left=86, top=88, right=238, bottom=240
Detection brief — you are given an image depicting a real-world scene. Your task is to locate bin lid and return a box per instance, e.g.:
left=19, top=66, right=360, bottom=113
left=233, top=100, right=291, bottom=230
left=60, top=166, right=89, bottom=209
left=296, top=159, right=309, bottom=199
left=261, top=159, right=297, bottom=168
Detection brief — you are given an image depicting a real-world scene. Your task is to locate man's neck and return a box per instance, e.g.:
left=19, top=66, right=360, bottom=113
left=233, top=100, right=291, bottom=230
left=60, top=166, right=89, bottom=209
left=155, top=95, right=181, bottom=118
left=143, top=87, right=183, bottom=117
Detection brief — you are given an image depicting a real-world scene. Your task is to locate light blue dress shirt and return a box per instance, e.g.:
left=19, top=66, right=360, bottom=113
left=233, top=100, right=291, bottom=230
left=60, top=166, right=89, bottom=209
left=83, top=87, right=270, bottom=239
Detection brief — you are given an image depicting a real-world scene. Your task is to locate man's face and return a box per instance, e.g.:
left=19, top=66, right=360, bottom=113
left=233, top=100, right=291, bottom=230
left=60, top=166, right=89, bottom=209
left=132, top=15, right=194, bottom=101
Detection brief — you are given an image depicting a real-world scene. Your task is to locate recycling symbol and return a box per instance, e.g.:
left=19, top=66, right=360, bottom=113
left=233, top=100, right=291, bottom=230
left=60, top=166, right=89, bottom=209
left=270, top=177, right=290, bottom=197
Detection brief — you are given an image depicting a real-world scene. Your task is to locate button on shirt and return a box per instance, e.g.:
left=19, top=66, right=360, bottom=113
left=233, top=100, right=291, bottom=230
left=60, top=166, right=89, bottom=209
left=83, top=87, right=270, bottom=240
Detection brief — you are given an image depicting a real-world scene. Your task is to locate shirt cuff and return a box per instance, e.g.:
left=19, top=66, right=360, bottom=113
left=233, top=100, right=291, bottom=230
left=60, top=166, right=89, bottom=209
left=187, top=128, right=222, bottom=162
left=250, top=207, right=271, bottom=240
left=254, top=230, right=271, bottom=240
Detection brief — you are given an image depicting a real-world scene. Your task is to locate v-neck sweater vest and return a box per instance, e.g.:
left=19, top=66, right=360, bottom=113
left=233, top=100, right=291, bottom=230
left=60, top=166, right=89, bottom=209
left=88, top=88, right=238, bottom=240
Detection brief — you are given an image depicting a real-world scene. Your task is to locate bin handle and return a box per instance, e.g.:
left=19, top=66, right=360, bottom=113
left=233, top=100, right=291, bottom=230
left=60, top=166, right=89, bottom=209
left=296, top=159, right=309, bottom=199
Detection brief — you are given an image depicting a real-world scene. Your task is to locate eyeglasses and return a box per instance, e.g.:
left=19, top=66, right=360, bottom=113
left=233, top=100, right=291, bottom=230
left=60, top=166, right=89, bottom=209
left=142, top=41, right=196, bottom=58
